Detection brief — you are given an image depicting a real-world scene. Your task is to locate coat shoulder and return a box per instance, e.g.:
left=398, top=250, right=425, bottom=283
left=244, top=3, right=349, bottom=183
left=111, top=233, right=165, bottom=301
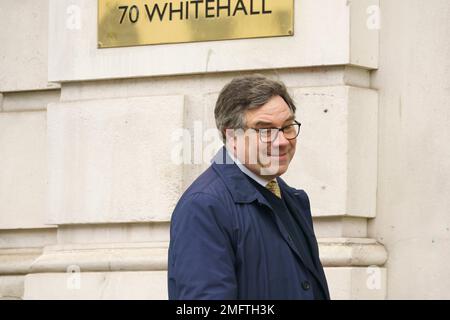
left=171, top=165, right=234, bottom=227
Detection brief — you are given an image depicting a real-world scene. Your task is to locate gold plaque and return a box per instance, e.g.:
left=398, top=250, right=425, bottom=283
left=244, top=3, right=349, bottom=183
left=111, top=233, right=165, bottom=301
left=98, top=0, right=294, bottom=48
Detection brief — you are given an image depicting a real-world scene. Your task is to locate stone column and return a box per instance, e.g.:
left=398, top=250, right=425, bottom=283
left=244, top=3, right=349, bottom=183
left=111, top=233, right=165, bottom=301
left=24, top=95, right=184, bottom=299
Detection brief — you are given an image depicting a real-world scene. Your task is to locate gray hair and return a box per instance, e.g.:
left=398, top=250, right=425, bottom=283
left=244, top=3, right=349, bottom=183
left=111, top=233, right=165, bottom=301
left=214, top=74, right=296, bottom=141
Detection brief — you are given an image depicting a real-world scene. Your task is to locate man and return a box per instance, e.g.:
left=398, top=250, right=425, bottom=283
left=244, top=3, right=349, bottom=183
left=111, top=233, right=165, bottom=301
left=168, top=75, right=329, bottom=300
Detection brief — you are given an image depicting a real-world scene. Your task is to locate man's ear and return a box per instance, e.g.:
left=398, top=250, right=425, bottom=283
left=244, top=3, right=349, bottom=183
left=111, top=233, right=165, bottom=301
left=224, top=128, right=236, bottom=151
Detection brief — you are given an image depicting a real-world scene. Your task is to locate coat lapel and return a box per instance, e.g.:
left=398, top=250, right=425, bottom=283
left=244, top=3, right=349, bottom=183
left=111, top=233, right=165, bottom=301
left=278, top=179, right=330, bottom=299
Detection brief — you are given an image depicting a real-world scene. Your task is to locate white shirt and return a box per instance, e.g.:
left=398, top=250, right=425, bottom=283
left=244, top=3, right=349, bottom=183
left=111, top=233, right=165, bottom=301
left=226, top=148, right=270, bottom=187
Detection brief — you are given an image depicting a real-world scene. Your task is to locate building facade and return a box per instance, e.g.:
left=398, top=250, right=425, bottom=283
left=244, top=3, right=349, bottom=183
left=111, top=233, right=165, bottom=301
left=0, top=0, right=449, bottom=299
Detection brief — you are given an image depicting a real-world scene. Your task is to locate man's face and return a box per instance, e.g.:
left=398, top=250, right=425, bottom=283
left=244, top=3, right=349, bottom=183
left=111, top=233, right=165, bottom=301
left=231, top=95, right=297, bottom=180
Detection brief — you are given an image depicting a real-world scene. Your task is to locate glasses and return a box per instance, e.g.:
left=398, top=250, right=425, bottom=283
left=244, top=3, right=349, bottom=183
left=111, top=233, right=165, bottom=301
left=250, top=120, right=301, bottom=143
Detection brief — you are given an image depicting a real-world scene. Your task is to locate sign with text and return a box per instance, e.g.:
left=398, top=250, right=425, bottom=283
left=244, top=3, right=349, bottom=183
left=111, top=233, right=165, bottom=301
left=98, top=0, right=294, bottom=48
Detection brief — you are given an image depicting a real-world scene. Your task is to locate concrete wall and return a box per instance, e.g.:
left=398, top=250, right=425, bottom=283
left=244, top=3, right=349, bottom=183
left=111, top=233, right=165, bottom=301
left=369, top=0, right=450, bottom=299
left=0, top=0, right=59, bottom=92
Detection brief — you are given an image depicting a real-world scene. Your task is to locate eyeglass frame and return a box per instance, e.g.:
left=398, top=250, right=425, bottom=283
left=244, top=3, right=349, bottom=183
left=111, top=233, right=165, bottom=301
left=246, top=120, right=302, bottom=143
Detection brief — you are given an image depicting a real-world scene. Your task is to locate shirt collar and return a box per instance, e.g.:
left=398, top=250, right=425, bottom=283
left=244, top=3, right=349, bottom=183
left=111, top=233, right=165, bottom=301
left=225, top=148, right=271, bottom=187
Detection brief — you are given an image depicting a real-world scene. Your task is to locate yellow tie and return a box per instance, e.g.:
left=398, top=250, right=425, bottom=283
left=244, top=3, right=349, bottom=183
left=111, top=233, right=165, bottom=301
left=266, top=179, right=281, bottom=198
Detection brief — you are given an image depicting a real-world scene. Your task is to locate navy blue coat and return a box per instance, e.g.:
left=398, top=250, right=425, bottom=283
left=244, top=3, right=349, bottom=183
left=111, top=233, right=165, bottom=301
left=168, top=148, right=330, bottom=300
